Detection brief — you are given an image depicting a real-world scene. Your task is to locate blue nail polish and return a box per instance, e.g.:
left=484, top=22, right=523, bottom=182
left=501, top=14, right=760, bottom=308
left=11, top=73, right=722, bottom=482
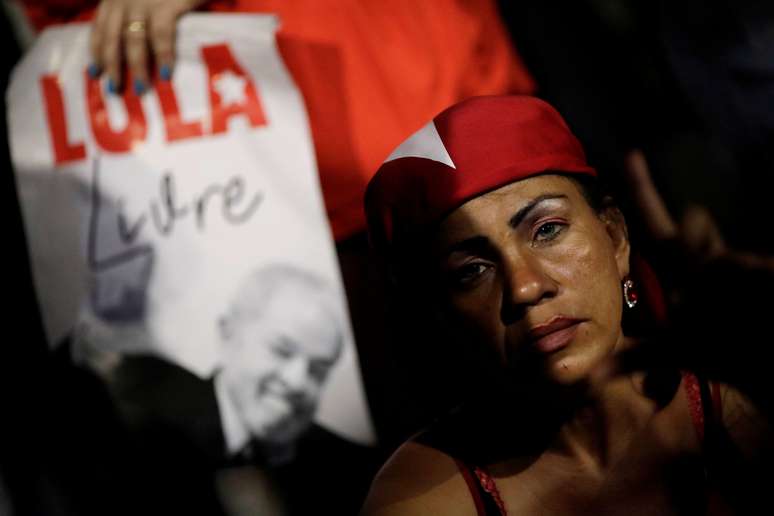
left=133, top=78, right=146, bottom=95
left=160, top=64, right=171, bottom=81
left=87, top=63, right=101, bottom=78
left=106, top=78, right=118, bottom=94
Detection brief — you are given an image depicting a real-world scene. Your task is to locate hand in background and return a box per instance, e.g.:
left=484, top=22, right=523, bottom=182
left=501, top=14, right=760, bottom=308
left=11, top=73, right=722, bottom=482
left=626, top=148, right=774, bottom=271
left=624, top=149, right=774, bottom=406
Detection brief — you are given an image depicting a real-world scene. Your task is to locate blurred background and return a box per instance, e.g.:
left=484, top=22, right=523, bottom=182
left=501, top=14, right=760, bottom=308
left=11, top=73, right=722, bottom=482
left=2, top=0, right=773, bottom=514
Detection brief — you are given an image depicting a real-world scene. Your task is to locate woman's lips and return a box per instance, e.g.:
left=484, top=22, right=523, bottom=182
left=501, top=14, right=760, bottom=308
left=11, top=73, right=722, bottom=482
left=527, top=316, right=584, bottom=353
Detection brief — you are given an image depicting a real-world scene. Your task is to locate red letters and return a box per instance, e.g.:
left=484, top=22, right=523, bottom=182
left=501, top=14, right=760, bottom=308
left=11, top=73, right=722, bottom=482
left=40, top=43, right=267, bottom=163
left=86, top=71, right=148, bottom=153
left=156, top=75, right=204, bottom=142
left=202, top=44, right=267, bottom=134
left=40, top=75, right=86, bottom=165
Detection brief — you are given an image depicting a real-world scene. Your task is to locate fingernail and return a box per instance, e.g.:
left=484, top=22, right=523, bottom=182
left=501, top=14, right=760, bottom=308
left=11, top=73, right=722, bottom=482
left=160, top=64, right=172, bottom=81
left=87, top=63, right=101, bottom=78
left=106, top=78, right=118, bottom=94
left=133, top=78, right=146, bottom=95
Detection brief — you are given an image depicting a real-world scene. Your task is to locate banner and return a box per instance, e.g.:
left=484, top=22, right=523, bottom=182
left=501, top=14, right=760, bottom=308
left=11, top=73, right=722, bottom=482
left=8, top=14, right=374, bottom=457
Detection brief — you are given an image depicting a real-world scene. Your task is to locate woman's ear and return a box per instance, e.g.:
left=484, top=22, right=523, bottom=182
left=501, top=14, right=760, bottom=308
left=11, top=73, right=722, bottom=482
left=601, top=206, right=630, bottom=280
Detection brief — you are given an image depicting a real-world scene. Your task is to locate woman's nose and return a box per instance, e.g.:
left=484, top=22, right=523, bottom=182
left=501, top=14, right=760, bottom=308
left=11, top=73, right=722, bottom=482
left=500, top=253, right=556, bottom=323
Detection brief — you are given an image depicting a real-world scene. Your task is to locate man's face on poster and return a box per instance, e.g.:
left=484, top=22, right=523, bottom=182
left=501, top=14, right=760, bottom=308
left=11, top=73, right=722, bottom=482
left=220, top=289, right=342, bottom=445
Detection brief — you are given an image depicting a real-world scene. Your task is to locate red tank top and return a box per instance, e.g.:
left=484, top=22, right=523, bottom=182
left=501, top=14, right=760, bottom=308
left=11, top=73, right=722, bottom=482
left=456, top=372, right=724, bottom=516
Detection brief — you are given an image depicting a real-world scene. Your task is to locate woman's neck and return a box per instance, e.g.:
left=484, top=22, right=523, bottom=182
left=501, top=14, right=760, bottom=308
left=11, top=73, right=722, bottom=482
left=472, top=337, right=679, bottom=466
left=553, top=373, right=654, bottom=473
left=548, top=336, right=660, bottom=471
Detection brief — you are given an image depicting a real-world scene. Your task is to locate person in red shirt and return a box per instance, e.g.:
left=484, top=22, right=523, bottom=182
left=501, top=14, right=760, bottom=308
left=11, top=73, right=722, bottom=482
left=361, top=94, right=774, bottom=516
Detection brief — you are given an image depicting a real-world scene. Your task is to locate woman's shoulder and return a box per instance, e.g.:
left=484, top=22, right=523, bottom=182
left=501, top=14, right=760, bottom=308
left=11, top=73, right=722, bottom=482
left=705, top=380, right=773, bottom=462
left=361, top=402, right=512, bottom=515
left=638, top=367, right=771, bottom=459
left=360, top=440, right=479, bottom=516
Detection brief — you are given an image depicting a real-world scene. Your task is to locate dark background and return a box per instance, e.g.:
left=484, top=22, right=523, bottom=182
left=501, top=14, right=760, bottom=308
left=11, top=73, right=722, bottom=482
left=3, top=1, right=774, bottom=514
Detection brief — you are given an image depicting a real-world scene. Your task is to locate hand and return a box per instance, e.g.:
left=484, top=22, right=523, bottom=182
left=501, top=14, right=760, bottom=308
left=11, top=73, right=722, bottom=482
left=625, top=149, right=727, bottom=260
left=89, top=0, right=207, bottom=94
left=626, top=151, right=774, bottom=491
left=623, top=149, right=774, bottom=395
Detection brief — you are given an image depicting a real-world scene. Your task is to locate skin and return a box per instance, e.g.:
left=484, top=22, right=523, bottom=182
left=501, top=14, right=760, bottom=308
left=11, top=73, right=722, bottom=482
left=89, top=0, right=207, bottom=92
left=219, top=288, right=342, bottom=446
left=362, top=174, right=770, bottom=515
left=432, top=175, right=629, bottom=387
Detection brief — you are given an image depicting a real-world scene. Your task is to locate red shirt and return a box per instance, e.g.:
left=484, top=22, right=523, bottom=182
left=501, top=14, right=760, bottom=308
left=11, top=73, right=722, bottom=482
left=21, top=0, right=535, bottom=240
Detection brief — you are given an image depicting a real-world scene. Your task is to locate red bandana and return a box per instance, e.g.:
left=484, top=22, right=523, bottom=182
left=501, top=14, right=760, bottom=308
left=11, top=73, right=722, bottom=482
left=365, top=95, right=596, bottom=252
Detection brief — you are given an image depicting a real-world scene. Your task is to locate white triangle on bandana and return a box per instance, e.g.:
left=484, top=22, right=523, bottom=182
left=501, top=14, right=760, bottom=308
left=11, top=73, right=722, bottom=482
left=385, top=120, right=456, bottom=169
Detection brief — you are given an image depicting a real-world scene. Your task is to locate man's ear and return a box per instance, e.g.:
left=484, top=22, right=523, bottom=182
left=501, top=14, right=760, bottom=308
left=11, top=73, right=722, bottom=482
left=601, top=205, right=630, bottom=280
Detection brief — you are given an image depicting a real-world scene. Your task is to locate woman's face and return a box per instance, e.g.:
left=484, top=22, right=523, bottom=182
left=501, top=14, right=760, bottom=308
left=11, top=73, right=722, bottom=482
left=432, top=174, right=630, bottom=385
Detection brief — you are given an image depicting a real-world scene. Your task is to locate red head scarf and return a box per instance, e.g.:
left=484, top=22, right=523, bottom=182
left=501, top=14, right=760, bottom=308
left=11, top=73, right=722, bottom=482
left=365, top=95, right=596, bottom=253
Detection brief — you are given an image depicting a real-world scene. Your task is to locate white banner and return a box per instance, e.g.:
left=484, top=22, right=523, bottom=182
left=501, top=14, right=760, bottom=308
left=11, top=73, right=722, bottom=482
left=8, top=14, right=374, bottom=454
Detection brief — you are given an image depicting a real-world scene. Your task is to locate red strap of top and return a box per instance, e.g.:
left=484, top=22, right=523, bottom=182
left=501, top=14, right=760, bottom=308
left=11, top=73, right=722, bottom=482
left=682, top=370, right=706, bottom=443
left=454, top=459, right=508, bottom=515
left=683, top=370, right=724, bottom=446
left=454, top=458, right=487, bottom=516
left=711, top=382, right=723, bottom=426
left=456, top=373, right=723, bottom=515
left=473, top=467, right=507, bottom=515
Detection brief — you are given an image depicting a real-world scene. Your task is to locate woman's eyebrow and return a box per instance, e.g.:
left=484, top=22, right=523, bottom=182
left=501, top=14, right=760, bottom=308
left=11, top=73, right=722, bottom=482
left=439, top=194, right=567, bottom=258
left=442, top=235, right=491, bottom=258
left=508, top=194, right=568, bottom=229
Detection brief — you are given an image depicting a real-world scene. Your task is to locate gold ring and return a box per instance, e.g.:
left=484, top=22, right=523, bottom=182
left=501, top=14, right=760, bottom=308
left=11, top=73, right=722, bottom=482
left=126, top=20, right=147, bottom=33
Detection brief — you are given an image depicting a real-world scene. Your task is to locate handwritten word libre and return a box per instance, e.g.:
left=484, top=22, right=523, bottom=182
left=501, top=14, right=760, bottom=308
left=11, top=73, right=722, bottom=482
left=41, top=43, right=267, bottom=165
left=87, top=157, right=264, bottom=273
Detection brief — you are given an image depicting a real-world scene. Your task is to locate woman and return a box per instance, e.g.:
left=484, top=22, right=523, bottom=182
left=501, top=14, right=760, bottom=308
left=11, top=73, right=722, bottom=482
left=361, top=96, right=771, bottom=515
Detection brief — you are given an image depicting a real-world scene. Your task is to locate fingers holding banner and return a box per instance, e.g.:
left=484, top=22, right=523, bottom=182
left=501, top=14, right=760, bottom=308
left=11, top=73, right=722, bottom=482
left=89, top=0, right=207, bottom=93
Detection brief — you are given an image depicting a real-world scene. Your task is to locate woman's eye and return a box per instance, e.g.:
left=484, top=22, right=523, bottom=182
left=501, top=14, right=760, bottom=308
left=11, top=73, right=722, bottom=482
left=450, top=262, right=489, bottom=286
left=533, top=221, right=565, bottom=243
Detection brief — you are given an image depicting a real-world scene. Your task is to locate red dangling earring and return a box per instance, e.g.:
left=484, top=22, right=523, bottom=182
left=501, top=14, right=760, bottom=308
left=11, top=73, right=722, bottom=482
left=623, top=277, right=638, bottom=308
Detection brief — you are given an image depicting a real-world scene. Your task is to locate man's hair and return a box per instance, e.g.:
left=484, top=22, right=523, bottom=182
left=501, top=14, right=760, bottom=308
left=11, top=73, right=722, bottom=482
left=227, top=264, right=341, bottom=324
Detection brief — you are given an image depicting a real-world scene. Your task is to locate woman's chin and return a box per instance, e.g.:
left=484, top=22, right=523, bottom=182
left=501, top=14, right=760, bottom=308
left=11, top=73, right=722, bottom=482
left=540, top=347, right=614, bottom=388
left=543, top=363, right=587, bottom=386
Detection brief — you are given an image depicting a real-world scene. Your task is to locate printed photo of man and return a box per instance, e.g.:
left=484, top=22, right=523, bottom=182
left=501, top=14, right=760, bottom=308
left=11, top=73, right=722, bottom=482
left=214, top=265, right=344, bottom=460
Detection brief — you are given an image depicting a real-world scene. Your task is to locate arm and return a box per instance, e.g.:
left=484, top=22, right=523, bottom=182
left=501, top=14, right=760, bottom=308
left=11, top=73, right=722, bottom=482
left=623, top=149, right=774, bottom=498
left=361, top=441, right=478, bottom=516
left=626, top=149, right=774, bottom=412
